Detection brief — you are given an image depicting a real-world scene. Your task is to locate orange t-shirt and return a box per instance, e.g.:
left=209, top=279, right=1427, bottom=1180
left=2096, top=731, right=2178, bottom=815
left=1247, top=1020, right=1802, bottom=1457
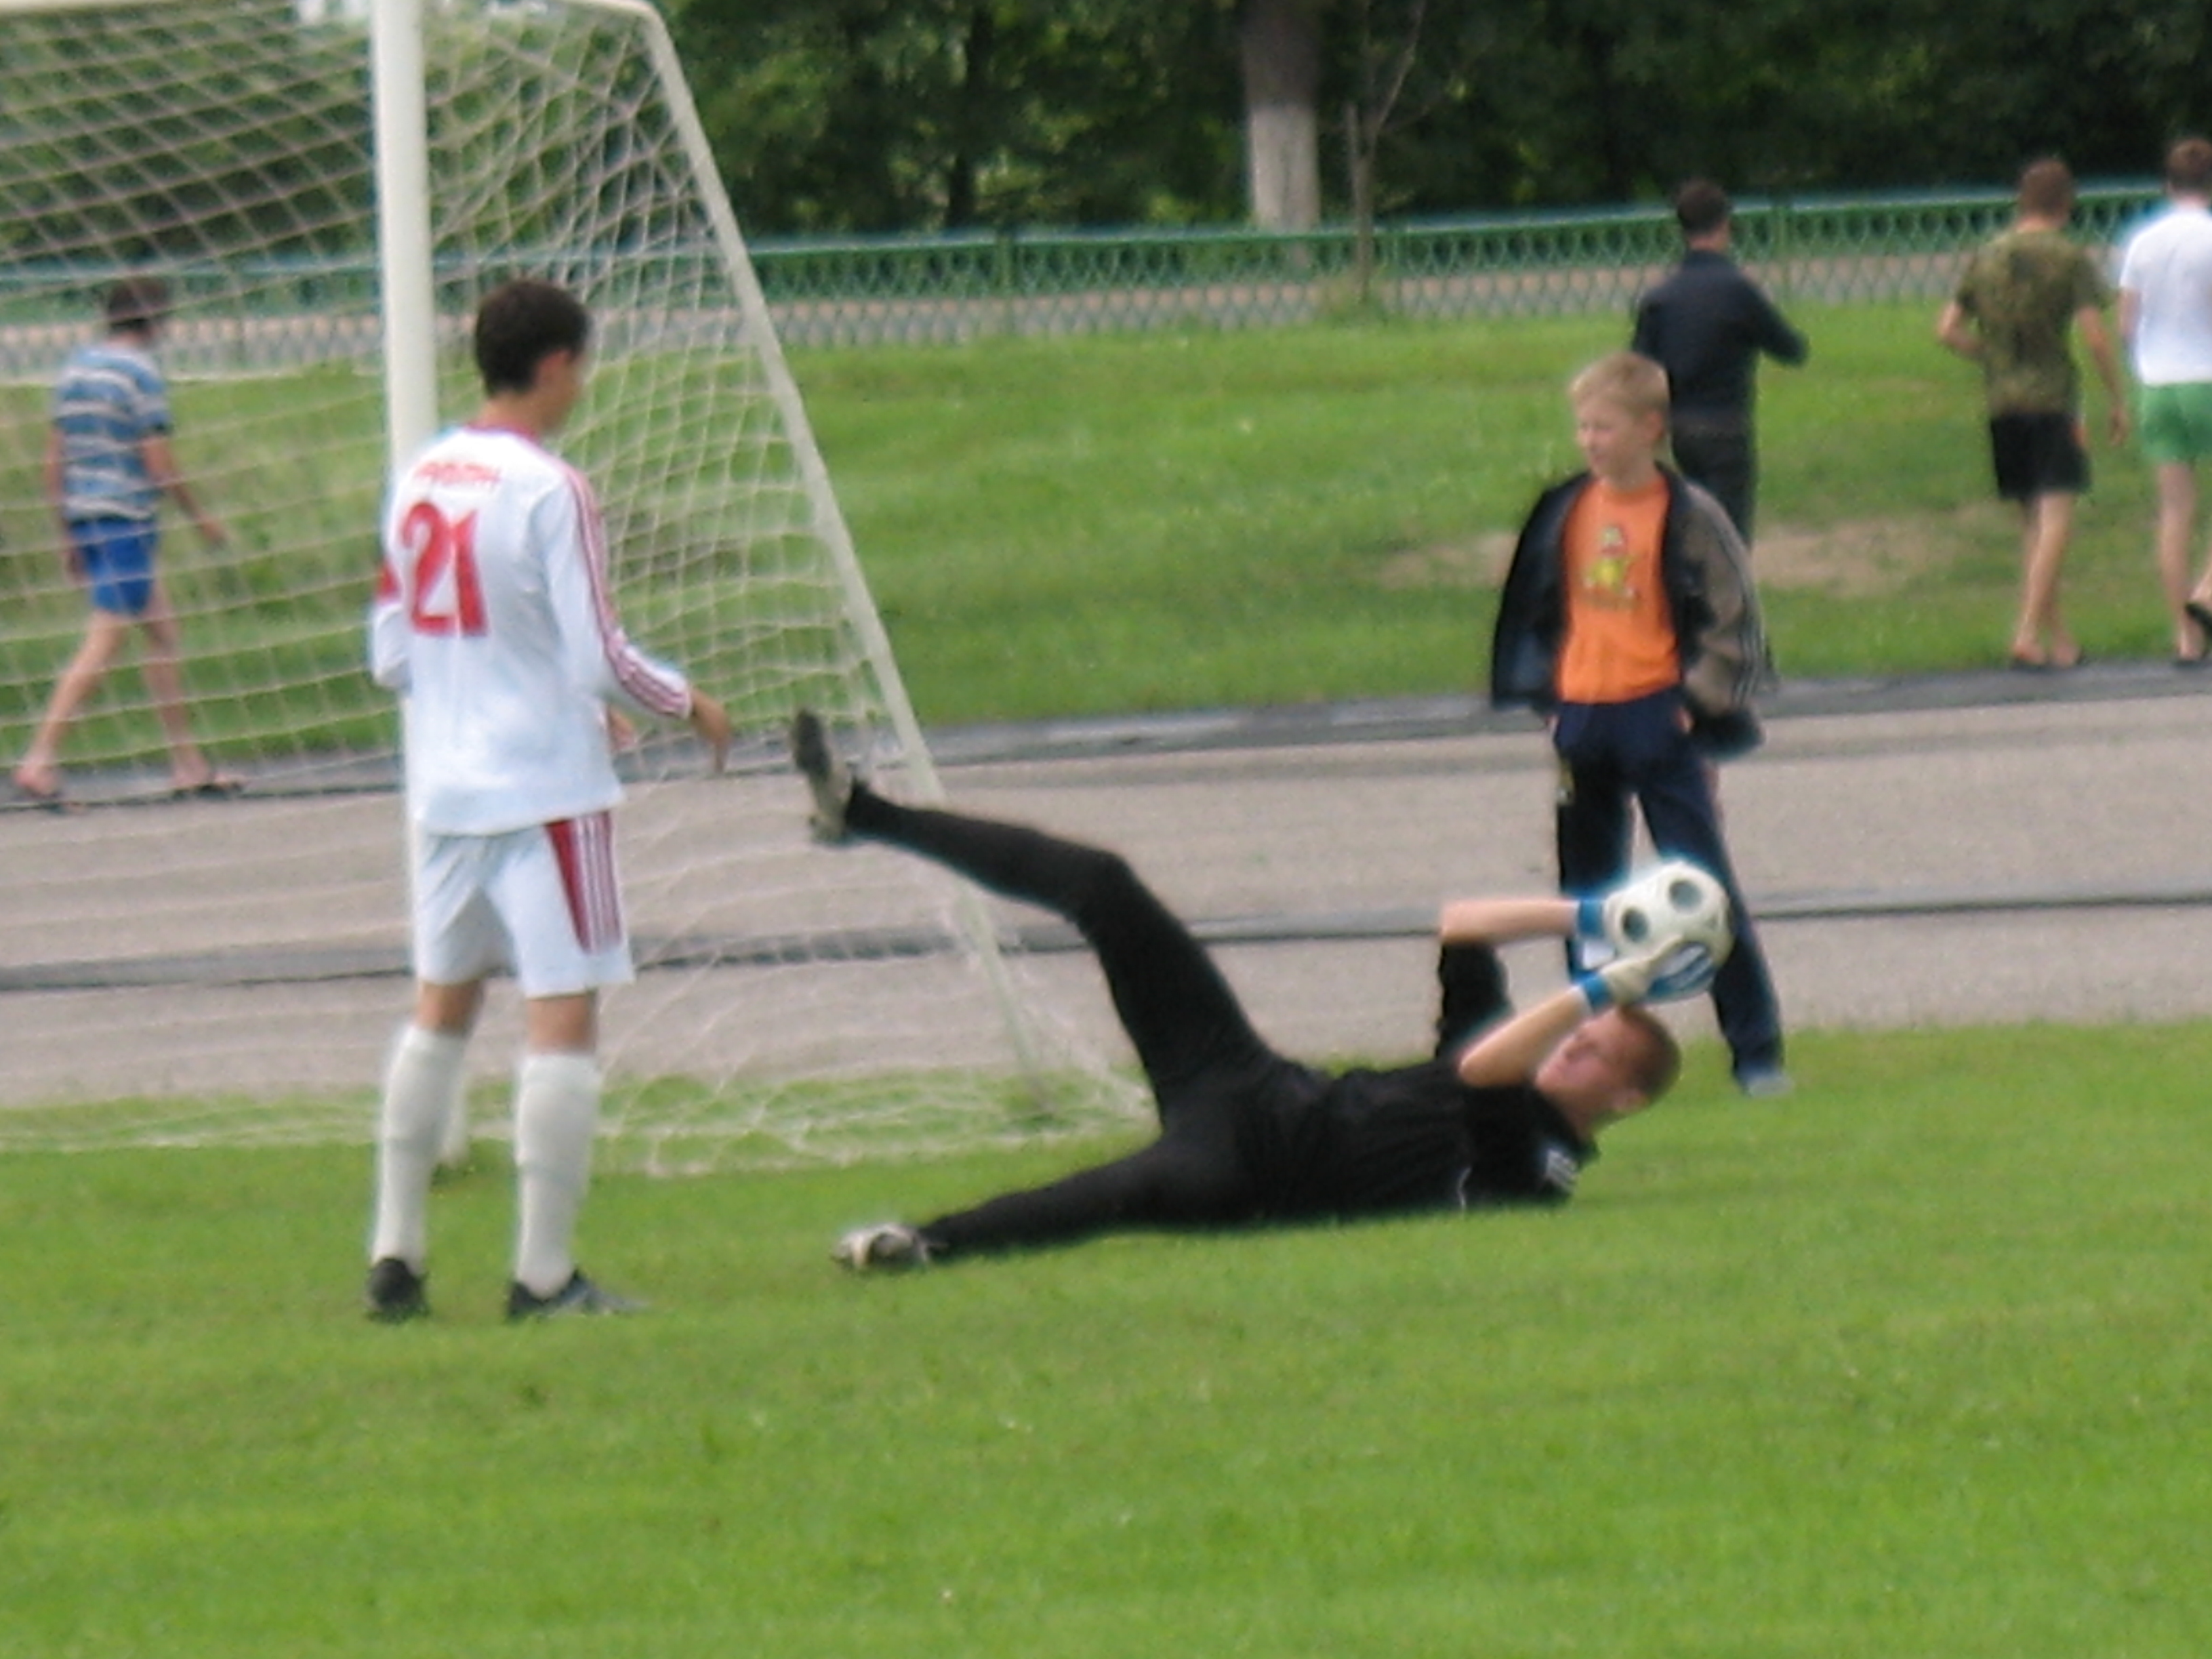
left=1555, top=476, right=1679, bottom=704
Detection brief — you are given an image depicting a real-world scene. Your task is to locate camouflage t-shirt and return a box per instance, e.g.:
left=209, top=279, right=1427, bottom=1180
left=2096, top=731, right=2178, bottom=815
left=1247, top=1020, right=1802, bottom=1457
left=1953, top=227, right=2112, bottom=414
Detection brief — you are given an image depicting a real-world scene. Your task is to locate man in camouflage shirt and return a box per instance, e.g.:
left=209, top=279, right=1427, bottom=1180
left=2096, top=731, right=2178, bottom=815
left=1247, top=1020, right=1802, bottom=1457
left=1937, top=157, right=2129, bottom=671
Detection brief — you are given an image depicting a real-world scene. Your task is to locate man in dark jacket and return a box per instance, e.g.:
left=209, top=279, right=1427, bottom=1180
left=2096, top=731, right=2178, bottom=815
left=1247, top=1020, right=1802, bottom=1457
left=1631, top=179, right=1808, bottom=543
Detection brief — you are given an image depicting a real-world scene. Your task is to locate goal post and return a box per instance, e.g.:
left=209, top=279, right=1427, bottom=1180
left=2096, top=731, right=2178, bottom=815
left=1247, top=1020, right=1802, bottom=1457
left=368, top=0, right=438, bottom=467
left=0, top=0, right=1136, bottom=1165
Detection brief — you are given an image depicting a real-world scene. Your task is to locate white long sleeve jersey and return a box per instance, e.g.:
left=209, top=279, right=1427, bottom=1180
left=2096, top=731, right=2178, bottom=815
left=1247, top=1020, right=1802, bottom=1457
left=370, top=423, right=692, bottom=836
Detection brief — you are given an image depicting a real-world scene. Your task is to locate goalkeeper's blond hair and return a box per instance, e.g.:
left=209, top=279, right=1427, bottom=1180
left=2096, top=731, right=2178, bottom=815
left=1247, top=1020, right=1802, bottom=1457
left=1570, top=350, right=1671, bottom=424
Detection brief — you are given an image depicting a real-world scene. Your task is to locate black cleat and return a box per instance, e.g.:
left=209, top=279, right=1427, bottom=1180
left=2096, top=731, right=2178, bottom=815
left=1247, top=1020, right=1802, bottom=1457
left=365, top=1256, right=430, bottom=1322
left=506, top=1269, right=642, bottom=1320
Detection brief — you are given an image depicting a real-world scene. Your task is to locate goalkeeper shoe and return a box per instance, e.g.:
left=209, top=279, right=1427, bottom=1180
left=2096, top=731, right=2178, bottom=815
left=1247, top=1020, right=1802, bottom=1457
left=788, top=708, right=853, bottom=842
left=506, top=1269, right=642, bottom=1320
left=832, top=1222, right=934, bottom=1271
left=365, top=1256, right=430, bottom=1323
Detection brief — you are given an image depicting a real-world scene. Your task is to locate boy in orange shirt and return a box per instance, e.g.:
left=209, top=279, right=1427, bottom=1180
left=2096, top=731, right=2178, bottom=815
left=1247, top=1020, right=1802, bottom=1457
left=1490, top=352, right=1788, bottom=1095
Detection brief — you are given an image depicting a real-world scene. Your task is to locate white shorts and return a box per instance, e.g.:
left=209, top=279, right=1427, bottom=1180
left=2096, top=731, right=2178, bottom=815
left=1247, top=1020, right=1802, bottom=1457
left=409, top=812, right=634, bottom=997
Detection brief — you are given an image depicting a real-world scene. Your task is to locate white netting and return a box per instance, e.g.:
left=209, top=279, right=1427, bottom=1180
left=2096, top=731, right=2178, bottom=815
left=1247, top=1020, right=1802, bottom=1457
left=0, top=0, right=1139, bottom=1165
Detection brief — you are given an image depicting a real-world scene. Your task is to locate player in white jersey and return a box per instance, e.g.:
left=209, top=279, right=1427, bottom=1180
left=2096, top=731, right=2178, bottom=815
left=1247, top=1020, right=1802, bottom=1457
left=363, top=279, right=731, bottom=1322
left=2116, top=138, right=2212, bottom=662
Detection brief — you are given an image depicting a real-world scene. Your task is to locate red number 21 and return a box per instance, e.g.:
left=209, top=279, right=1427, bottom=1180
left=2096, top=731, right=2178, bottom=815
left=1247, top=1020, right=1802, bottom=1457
left=399, top=501, right=487, bottom=637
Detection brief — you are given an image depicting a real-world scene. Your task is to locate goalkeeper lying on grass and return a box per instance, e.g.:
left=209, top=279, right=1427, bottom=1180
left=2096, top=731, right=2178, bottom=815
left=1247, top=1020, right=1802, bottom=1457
left=790, top=712, right=1723, bottom=1269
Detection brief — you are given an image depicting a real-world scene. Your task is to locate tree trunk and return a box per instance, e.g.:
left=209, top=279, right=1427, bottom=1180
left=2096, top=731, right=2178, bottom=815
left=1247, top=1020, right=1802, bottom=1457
left=946, top=4, right=996, bottom=228
left=1346, top=101, right=1375, bottom=303
left=1239, top=0, right=1323, bottom=230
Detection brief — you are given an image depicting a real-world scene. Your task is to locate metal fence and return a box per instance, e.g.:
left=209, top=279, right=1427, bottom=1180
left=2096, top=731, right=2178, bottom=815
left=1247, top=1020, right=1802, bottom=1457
left=0, top=183, right=2167, bottom=369
left=750, top=182, right=2165, bottom=348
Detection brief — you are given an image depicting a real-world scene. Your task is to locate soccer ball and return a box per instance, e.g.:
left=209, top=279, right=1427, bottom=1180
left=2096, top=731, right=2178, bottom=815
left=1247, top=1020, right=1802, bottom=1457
left=1603, top=859, right=1734, bottom=962
left=1600, top=859, right=1734, bottom=1002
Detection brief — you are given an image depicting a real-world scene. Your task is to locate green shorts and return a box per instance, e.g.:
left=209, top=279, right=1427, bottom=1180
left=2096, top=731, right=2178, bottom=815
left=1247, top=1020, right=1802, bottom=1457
left=2136, top=380, right=2212, bottom=465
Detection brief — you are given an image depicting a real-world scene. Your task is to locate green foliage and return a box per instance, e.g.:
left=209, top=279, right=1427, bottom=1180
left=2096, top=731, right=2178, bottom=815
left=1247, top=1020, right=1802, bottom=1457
left=4, top=1024, right=2209, bottom=1655
left=666, top=0, right=1243, bottom=233
left=662, top=0, right=2200, bottom=232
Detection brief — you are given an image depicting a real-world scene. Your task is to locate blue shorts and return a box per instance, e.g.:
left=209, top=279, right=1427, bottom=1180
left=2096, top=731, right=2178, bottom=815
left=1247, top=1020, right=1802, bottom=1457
left=72, top=518, right=159, bottom=616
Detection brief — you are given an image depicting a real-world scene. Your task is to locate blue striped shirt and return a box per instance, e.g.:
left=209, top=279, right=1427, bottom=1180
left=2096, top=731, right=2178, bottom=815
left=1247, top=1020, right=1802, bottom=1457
left=51, top=340, right=171, bottom=523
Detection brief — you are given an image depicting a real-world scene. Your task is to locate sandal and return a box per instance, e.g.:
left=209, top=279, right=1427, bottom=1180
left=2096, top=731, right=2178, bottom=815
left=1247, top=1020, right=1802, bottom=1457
left=12, top=774, right=79, bottom=814
left=171, top=775, right=246, bottom=800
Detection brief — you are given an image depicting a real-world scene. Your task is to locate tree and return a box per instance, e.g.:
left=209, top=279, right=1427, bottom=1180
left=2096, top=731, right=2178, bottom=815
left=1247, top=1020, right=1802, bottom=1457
left=1237, top=0, right=1324, bottom=229
left=1333, top=0, right=1427, bottom=298
left=661, top=0, right=2197, bottom=237
left=665, top=0, right=1240, bottom=232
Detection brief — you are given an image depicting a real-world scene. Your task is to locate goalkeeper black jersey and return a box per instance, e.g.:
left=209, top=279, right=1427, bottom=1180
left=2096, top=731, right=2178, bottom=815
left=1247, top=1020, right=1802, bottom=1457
left=1248, top=1057, right=1593, bottom=1220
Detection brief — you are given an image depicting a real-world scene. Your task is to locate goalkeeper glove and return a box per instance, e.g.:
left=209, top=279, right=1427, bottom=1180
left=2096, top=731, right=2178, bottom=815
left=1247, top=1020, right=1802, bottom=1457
left=1576, top=938, right=1719, bottom=1010
left=1576, top=947, right=1659, bottom=1011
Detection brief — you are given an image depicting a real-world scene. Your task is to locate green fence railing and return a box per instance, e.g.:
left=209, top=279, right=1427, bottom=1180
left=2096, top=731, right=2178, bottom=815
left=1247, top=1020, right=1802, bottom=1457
left=0, top=183, right=2168, bottom=371
left=750, top=182, right=2165, bottom=348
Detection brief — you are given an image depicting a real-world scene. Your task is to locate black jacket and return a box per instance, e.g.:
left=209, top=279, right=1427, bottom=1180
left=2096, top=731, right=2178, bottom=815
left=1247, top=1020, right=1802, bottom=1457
left=1489, top=466, right=1775, bottom=758
left=1631, top=249, right=1808, bottom=423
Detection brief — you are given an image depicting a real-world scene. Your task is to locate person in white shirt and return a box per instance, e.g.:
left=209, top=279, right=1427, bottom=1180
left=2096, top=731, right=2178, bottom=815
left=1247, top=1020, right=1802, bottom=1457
left=363, top=279, right=731, bottom=1322
left=2116, top=137, right=2212, bottom=663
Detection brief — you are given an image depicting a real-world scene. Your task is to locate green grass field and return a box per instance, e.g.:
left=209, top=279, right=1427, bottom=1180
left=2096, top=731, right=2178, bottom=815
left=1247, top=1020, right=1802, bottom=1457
left=5, top=300, right=2203, bottom=1655
left=800, top=299, right=2172, bottom=723
left=4, top=1026, right=2209, bottom=1657
left=0, top=298, right=2175, bottom=751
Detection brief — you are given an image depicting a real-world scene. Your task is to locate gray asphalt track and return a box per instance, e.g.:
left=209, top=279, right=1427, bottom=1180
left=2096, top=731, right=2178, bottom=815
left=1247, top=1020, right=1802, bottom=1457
left=923, top=659, right=2212, bottom=1064
left=3, top=658, right=2207, bottom=1109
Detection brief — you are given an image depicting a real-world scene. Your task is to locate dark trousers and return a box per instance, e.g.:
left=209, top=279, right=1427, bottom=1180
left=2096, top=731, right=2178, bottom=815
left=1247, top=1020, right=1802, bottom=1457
left=844, top=787, right=1310, bottom=1254
left=1669, top=418, right=1757, bottom=543
left=1552, top=691, right=1782, bottom=1076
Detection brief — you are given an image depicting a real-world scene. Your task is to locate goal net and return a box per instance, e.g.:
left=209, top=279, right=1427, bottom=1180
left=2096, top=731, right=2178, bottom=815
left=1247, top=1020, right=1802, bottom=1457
left=0, top=0, right=1139, bottom=1167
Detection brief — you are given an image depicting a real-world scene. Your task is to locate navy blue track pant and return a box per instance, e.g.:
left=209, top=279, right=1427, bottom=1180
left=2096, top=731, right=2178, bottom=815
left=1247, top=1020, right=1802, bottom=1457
left=1552, top=689, right=1782, bottom=1076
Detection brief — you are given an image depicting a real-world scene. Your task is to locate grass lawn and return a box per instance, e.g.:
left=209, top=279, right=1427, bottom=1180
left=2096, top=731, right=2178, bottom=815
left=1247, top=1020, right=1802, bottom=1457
left=3, top=1025, right=2208, bottom=1657
left=800, top=300, right=2171, bottom=724
left=1, top=300, right=2170, bottom=751
left=3, top=297, right=2199, bottom=1658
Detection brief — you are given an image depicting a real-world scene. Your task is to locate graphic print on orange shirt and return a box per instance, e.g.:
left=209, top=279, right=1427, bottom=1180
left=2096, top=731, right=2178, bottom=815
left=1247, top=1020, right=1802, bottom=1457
left=1556, top=478, right=1679, bottom=705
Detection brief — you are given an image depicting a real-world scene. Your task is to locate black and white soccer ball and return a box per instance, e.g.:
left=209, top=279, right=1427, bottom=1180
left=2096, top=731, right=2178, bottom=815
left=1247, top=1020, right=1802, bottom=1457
left=1603, top=859, right=1734, bottom=963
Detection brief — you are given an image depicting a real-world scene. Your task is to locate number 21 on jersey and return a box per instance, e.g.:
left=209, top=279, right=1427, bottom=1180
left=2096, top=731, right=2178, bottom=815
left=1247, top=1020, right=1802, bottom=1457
left=394, top=501, right=487, bottom=636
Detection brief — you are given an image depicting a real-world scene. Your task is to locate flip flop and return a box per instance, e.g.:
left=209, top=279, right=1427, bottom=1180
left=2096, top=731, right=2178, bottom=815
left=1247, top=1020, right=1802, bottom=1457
left=2187, top=600, right=2212, bottom=642
left=171, top=775, right=246, bottom=800
left=12, top=776, right=79, bottom=814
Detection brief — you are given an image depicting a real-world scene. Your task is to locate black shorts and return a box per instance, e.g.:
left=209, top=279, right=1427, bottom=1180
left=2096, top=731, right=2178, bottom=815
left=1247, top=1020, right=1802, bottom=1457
left=1989, top=411, right=2087, bottom=501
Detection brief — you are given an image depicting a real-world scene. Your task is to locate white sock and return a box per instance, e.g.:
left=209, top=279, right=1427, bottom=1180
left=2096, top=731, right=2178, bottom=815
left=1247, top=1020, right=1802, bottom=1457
left=434, top=1065, right=474, bottom=1168
left=368, top=1025, right=468, bottom=1269
left=512, top=1051, right=602, bottom=1298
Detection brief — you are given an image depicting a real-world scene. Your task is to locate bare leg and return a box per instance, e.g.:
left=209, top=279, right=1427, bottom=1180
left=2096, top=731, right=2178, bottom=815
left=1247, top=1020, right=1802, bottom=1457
left=2013, top=493, right=2078, bottom=665
left=134, top=583, right=220, bottom=789
left=2156, top=463, right=2203, bottom=659
left=14, top=611, right=130, bottom=792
